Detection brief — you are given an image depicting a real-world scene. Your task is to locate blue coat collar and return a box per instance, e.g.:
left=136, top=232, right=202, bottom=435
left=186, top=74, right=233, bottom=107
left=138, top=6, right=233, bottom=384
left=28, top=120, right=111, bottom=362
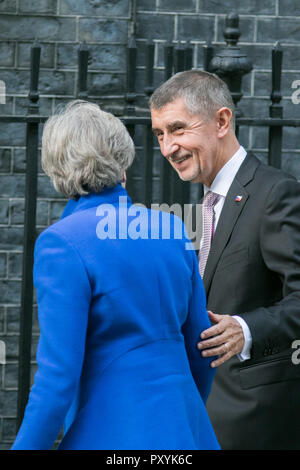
left=60, top=184, right=131, bottom=220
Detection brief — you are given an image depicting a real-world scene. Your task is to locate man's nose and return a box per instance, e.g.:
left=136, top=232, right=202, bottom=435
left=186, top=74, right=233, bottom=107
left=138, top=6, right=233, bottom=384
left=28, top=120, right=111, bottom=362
left=160, top=134, right=179, bottom=158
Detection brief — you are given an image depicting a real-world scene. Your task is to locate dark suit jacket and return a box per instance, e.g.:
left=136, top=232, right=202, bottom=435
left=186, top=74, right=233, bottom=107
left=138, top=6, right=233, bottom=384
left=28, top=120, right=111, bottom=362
left=200, top=153, right=300, bottom=450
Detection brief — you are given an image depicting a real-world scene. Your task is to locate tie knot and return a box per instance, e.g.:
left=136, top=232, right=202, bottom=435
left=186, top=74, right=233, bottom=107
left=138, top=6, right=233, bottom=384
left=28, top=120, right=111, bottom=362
left=203, top=191, right=219, bottom=207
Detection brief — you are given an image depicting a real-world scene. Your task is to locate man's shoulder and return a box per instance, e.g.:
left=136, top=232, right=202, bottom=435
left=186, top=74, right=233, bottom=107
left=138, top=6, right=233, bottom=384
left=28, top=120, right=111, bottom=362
left=247, top=152, right=297, bottom=187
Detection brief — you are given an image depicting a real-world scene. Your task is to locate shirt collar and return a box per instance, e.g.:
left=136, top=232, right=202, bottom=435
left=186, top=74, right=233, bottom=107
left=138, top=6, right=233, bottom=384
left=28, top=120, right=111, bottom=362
left=204, top=146, right=247, bottom=198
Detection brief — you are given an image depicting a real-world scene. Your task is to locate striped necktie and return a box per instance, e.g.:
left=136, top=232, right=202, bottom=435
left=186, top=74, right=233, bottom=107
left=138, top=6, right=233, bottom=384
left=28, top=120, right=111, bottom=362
left=199, top=191, right=220, bottom=278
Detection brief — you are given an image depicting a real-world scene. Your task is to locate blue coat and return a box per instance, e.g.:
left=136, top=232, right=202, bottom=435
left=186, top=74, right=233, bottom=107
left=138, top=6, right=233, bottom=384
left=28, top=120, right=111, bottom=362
left=12, top=184, right=219, bottom=450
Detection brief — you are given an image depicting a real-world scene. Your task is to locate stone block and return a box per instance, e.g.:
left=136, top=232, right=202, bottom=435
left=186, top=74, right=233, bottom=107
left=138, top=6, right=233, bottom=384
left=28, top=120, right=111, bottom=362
left=10, top=199, right=24, bottom=225
left=198, top=0, right=276, bottom=15
left=282, top=152, right=300, bottom=180
left=137, top=0, right=156, bottom=10
left=0, top=97, right=14, bottom=116
left=18, top=0, right=58, bottom=14
left=6, top=306, right=21, bottom=333
left=0, top=227, right=24, bottom=250
left=0, top=15, right=76, bottom=41
left=0, top=200, right=9, bottom=225
left=278, top=0, right=300, bottom=16
left=37, top=174, right=64, bottom=198
left=78, top=18, right=128, bottom=42
left=87, top=71, right=126, bottom=96
left=8, top=253, right=22, bottom=279
left=13, top=148, right=26, bottom=174
left=177, top=15, right=215, bottom=42
left=57, top=43, right=127, bottom=71
left=0, top=307, right=4, bottom=333
left=282, top=126, right=300, bottom=150
left=60, top=0, right=130, bottom=17
left=0, top=253, right=6, bottom=278
left=0, top=42, right=15, bottom=67
left=241, top=45, right=272, bottom=71
left=0, top=390, right=17, bottom=415
left=158, top=0, right=196, bottom=12
left=136, top=13, right=175, bottom=41
left=17, top=42, right=55, bottom=69
left=0, top=0, right=17, bottom=13
left=14, top=97, right=53, bottom=117
left=3, top=364, right=18, bottom=389
left=282, top=45, right=300, bottom=71
left=36, top=200, right=49, bottom=227
left=257, top=18, right=300, bottom=44
left=2, top=418, right=16, bottom=441
left=254, top=71, right=272, bottom=97
left=39, top=70, right=75, bottom=96
left=0, top=123, right=26, bottom=147
left=0, top=70, right=30, bottom=95
left=49, top=200, right=66, bottom=224
left=0, top=175, right=25, bottom=198
left=0, top=149, right=12, bottom=173
left=0, top=280, right=21, bottom=304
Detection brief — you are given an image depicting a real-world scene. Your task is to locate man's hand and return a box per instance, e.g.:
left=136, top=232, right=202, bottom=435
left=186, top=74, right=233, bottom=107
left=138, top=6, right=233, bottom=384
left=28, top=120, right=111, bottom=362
left=197, top=311, right=245, bottom=368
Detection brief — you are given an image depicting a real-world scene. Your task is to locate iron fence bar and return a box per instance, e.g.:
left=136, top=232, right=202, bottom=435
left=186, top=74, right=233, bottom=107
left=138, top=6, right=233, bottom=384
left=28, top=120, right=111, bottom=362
left=184, top=42, right=193, bottom=70
left=77, top=42, right=89, bottom=100
left=1, top=115, right=300, bottom=128
left=143, top=124, right=154, bottom=207
left=143, top=41, right=155, bottom=207
left=203, top=41, right=214, bottom=72
left=124, top=34, right=137, bottom=200
left=16, top=41, right=41, bottom=431
left=171, top=43, right=189, bottom=207
left=159, top=43, right=174, bottom=205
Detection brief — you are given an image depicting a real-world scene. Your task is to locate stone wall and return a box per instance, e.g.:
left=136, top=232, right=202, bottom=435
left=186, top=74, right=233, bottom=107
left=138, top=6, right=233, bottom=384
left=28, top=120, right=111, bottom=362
left=0, top=0, right=299, bottom=449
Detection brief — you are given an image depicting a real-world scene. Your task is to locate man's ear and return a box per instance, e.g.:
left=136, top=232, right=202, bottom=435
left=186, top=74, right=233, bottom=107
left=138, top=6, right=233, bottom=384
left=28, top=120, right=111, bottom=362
left=216, top=107, right=232, bottom=137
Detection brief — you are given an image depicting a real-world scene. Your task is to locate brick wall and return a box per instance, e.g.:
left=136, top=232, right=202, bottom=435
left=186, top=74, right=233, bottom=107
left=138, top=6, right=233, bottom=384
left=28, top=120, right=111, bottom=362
left=0, top=0, right=299, bottom=449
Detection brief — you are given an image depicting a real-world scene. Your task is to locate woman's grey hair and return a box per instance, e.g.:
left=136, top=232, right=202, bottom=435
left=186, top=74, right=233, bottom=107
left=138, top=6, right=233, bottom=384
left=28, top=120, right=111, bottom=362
left=149, top=70, right=235, bottom=129
left=41, top=100, right=135, bottom=198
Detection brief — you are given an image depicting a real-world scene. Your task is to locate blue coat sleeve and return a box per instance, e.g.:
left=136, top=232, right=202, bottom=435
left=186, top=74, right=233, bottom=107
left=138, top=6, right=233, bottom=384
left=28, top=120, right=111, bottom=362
left=181, top=251, right=216, bottom=404
left=11, top=227, right=91, bottom=450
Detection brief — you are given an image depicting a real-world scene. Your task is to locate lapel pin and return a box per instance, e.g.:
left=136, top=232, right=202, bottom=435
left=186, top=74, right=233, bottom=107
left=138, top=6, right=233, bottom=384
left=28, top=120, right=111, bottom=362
left=235, top=195, right=243, bottom=202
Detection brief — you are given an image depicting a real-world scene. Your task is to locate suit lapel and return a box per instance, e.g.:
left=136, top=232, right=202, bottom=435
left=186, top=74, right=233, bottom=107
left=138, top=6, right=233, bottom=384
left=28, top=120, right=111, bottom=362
left=202, top=153, right=260, bottom=294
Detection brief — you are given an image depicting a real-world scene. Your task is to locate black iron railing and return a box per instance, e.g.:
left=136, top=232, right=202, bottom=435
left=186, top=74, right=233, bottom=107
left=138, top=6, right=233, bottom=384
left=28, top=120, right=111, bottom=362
left=0, top=13, right=299, bottom=430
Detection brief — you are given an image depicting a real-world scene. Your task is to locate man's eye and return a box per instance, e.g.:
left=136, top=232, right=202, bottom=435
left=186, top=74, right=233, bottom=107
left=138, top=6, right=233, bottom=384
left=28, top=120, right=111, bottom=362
left=173, top=126, right=184, bottom=133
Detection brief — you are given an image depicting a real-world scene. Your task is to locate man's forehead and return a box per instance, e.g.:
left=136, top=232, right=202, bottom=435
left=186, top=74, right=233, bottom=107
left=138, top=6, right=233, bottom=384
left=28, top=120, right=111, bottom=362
left=151, top=101, right=204, bottom=130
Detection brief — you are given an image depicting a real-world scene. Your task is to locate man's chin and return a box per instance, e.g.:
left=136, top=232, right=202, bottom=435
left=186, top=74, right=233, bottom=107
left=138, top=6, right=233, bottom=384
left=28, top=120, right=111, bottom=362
left=177, top=170, right=201, bottom=183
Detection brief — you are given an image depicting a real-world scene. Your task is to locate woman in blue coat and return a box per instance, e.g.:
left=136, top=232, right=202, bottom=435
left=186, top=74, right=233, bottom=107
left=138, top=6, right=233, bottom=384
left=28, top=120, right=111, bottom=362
left=12, top=100, right=219, bottom=450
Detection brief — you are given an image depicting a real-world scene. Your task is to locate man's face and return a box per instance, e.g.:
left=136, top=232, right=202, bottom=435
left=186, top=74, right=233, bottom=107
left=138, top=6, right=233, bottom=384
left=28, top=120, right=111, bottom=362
left=151, top=97, right=221, bottom=187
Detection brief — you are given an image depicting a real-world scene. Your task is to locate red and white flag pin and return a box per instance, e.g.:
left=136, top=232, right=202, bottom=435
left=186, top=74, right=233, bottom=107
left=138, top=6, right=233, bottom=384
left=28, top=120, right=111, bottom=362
left=235, top=195, right=243, bottom=202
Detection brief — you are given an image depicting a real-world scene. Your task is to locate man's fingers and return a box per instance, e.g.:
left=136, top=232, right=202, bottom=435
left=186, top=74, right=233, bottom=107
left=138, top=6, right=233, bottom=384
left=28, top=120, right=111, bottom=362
left=210, top=351, right=233, bottom=368
left=200, top=342, right=229, bottom=358
left=197, top=332, right=227, bottom=350
left=200, top=319, right=227, bottom=339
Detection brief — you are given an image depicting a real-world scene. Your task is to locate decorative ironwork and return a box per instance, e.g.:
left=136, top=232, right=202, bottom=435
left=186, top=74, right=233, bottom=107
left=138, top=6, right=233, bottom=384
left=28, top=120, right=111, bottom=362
left=208, top=12, right=253, bottom=118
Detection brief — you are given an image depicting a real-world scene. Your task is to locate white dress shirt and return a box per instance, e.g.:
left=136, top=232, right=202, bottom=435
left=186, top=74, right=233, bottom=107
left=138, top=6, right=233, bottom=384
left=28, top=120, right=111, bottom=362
left=201, top=145, right=252, bottom=361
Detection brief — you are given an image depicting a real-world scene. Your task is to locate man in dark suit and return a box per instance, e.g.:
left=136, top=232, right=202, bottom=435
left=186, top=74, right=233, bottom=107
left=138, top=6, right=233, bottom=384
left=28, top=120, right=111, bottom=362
left=150, top=70, right=300, bottom=450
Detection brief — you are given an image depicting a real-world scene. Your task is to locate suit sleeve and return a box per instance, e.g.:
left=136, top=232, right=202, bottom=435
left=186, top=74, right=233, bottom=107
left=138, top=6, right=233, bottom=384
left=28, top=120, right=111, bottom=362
left=181, top=250, right=217, bottom=403
left=240, top=177, right=300, bottom=360
left=11, top=228, right=91, bottom=450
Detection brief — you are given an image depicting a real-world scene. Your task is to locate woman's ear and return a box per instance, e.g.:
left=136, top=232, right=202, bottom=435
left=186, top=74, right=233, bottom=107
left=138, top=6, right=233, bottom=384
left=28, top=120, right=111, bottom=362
left=121, top=171, right=127, bottom=188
